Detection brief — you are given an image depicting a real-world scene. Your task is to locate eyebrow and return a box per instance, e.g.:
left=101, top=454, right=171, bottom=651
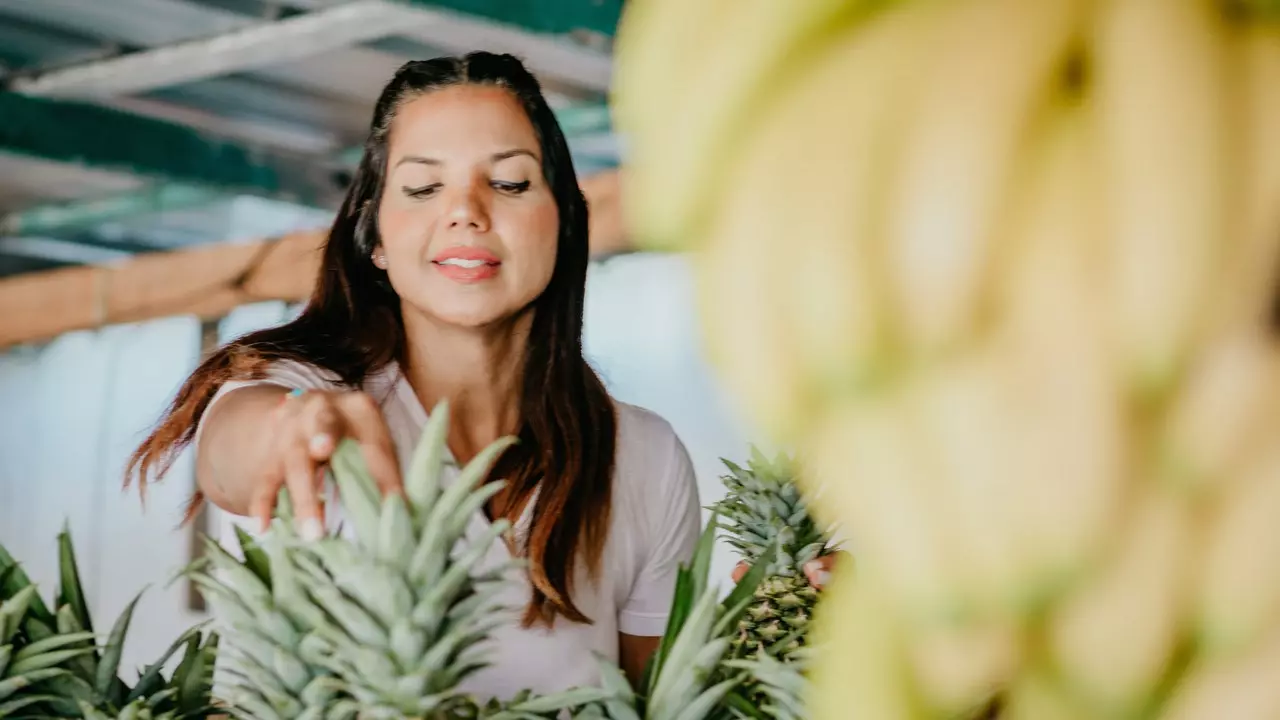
left=394, top=149, right=539, bottom=168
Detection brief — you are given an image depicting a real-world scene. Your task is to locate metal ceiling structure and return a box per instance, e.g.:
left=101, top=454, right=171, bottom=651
left=0, top=0, right=624, bottom=278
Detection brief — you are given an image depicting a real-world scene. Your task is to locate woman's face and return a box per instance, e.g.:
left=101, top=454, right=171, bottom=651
left=376, top=84, right=559, bottom=329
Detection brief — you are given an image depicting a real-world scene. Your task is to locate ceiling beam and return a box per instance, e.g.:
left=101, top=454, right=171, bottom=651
left=0, top=170, right=630, bottom=348
left=10, top=0, right=615, bottom=99
left=8, top=1, right=423, bottom=98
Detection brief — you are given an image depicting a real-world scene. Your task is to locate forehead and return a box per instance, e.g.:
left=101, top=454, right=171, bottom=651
left=387, top=85, right=541, bottom=160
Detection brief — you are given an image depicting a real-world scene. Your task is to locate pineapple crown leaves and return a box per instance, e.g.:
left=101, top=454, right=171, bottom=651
left=0, top=529, right=221, bottom=719
left=192, top=399, right=531, bottom=719
left=720, top=655, right=807, bottom=720
left=710, top=447, right=832, bottom=578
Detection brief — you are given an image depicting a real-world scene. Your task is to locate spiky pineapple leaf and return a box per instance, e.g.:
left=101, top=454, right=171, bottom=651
left=0, top=544, right=53, bottom=626
left=93, top=590, right=144, bottom=702
left=56, top=526, right=94, bottom=638
left=717, top=542, right=777, bottom=634
left=126, top=624, right=211, bottom=706
left=406, top=399, right=451, bottom=513
left=234, top=526, right=272, bottom=587
left=644, top=555, right=696, bottom=698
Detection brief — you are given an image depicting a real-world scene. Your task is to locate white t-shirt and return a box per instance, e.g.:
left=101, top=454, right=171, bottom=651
left=198, top=359, right=702, bottom=702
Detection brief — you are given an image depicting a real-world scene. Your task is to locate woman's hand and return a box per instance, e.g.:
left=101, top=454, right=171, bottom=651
left=254, top=389, right=403, bottom=538
left=731, top=551, right=851, bottom=591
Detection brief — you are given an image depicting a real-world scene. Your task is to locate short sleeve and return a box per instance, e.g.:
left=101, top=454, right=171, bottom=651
left=618, top=434, right=703, bottom=636
left=193, top=359, right=342, bottom=448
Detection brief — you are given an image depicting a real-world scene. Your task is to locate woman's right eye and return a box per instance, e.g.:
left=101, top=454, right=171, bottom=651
left=403, top=184, right=440, bottom=199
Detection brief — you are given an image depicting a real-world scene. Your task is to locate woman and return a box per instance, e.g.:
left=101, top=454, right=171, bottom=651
left=126, top=52, right=701, bottom=702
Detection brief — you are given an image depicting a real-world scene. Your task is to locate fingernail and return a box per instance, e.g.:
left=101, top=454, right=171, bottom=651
left=310, top=434, right=333, bottom=455
left=803, top=559, right=822, bottom=575
left=297, top=518, right=324, bottom=542
left=812, top=569, right=831, bottom=588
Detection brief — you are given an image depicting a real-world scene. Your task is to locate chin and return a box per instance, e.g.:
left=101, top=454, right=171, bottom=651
left=417, top=299, right=522, bottom=330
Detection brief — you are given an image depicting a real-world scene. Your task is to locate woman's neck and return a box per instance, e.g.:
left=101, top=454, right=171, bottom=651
left=400, top=306, right=530, bottom=465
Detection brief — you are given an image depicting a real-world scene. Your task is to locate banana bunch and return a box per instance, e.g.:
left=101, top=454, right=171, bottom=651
left=614, top=0, right=1280, bottom=717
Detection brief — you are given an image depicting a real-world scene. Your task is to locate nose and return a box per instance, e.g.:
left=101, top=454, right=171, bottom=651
left=444, top=180, right=491, bottom=233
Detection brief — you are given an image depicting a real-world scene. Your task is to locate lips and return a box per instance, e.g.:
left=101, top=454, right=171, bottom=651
left=432, top=246, right=500, bottom=282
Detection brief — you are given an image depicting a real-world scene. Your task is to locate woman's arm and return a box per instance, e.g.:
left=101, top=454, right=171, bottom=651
left=615, top=427, right=703, bottom=686
left=618, top=634, right=661, bottom=688
left=197, top=382, right=402, bottom=533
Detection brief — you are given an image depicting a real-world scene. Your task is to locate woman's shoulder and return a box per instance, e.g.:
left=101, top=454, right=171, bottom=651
left=613, top=400, right=682, bottom=454
left=612, top=400, right=696, bottom=488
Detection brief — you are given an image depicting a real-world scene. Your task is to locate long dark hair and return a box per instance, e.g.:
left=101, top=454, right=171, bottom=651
left=126, top=52, right=618, bottom=627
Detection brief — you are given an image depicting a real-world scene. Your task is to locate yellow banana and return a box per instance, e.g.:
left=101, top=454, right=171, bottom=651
left=808, top=569, right=922, bottom=720
left=908, top=347, right=1028, bottom=614
left=987, top=89, right=1127, bottom=604
left=691, top=0, right=951, bottom=442
left=1162, top=620, right=1280, bottom=720
left=1160, top=328, right=1280, bottom=492
left=805, top=396, right=965, bottom=623
left=905, top=616, right=1020, bottom=715
left=1003, top=664, right=1090, bottom=720
left=1093, top=0, right=1233, bottom=397
left=692, top=218, right=810, bottom=448
left=1048, top=484, right=1197, bottom=714
left=1214, top=23, right=1280, bottom=332
left=881, top=0, right=1087, bottom=355
left=1193, top=416, right=1280, bottom=658
left=612, top=0, right=884, bottom=251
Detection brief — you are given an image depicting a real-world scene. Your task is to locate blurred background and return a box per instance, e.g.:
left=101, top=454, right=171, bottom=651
left=0, top=0, right=756, bottom=677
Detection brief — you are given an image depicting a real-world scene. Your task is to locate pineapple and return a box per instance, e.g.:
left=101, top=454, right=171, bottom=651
left=0, top=528, right=220, bottom=719
left=711, top=448, right=832, bottom=661
left=189, top=400, right=614, bottom=720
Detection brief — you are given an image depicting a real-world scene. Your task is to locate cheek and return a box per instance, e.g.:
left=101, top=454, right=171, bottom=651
left=376, top=202, right=430, bottom=256
left=489, top=200, right=558, bottom=277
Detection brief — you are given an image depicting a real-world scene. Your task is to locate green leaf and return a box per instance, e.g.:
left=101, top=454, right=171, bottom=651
left=690, top=512, right=719, bottom=603
left=330, top=439, right=383, bottom=551
left=12, top=631, right=95, bottom=664
left=0, top=693, right=61, bottom=716
left=0, top=544, right=53, bottom=625
left=718, top=542, right=777, bottom=632
left=234, top=527, right=272, bottom=587
left=56, top=525, right=94, bottom=637
left=405, top=399, right=451, bottom=516
left=174, top=634, right=213, bottom=709
left=8, top=645, right=96, bottom=676
left=0, top=586, right=38, bottom=643
left=126, top=624, right=211, bottom=706
left=721, top=689, right=769, bottom=719
left=96, top=590, right=144, bottom=699
left=56, top=604, right=99, bottom=682
left=646, top=564, right=693, bottom=699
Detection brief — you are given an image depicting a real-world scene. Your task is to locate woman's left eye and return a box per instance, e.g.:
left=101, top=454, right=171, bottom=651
left=491, top=180, right=531, bottom=194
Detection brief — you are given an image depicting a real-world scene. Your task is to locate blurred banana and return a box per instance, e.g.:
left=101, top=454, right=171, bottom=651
left=612, top=0, right=1280, bottom=715
left=1093, top=0, right=1234, bottom=398
left=691, top=0, right=949, bottom=441
left=882, top=0, right=1087, bottom=355
left=612, top=0, right=882, bottom=251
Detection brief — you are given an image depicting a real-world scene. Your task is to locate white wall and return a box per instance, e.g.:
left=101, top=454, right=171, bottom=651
left=0, top=252, right=760, bottom=670
left=0, top=316, right=207, bottom=678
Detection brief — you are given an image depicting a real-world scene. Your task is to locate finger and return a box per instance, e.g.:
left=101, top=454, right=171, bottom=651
left=300, top=397, right=343, bottom=461
left=805, top=557, right=833, bottom=590
left=283, top=441, right=325, bottom=541
left=335, top=393, right=404, bottom=496
left=248, top=468, right=285, bottom=534
left=732, top=561, right=749, bottom=583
